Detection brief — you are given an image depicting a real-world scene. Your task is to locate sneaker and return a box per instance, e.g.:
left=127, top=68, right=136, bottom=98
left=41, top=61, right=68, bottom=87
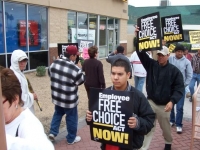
left=164, top=144, right=171, bottom=150
left=170, top=122, right=174, bottom=127
left=67, top=136, right=81, bottom=144
left=177, top=127, right=182, bottom=134
left=48, top=134, right=55, bottom=142
left=186, top=92, right=191, bottom=98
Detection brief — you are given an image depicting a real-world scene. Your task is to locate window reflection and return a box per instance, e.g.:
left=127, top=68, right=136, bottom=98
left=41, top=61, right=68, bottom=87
left=0, top=2, right=4, bottom=54
left=77, top=13, right=88, bottom=41
left=99, top=16, right=107, bottom=58
left=99, top=16, right=106, bottom=46
left=5, top=2, right=26, bottom=52
left=108, top=18, right=114, bottom=29
left=29, top=51, right=48, bottom=69
left=0, top=55, right=6, bottom=67
left=28, top=5, right=48, bottom=51
left=68, top=11, right=76, bottom=43
left=89, top=14, right=97, bottom=45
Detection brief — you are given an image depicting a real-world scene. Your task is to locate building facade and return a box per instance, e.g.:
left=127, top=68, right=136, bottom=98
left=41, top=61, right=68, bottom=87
left=0, top=0, right=128, bottom=70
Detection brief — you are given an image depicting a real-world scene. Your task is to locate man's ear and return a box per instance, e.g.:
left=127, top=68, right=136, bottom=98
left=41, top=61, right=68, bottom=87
left=127, top=72, right=131, bottom=79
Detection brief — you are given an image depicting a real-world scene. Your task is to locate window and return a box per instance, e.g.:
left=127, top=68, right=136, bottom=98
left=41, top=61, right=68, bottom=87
left=77, top=13, right=88, bottom=41
left=28, top=5, right=48, bottom=51
left=99, top=16, right=107, bottom=58
left=89, top=14, right=97, bottom=45
left=108, top=18, right=114, bottom=29
left=99, top=16, right=106, bottom=46
left=0, top=2, right=4, bottom=54
left=29, top=51, right=48, bottom=69
left=5, top=2, right=26, bottom=53
left=68, top=11, right=76, bottom=43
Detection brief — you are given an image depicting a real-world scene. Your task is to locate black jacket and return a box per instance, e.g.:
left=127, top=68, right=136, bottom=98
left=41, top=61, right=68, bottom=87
left=136, top=49, right=184, bottom=105
left=87, top=85, right=155, bottom=150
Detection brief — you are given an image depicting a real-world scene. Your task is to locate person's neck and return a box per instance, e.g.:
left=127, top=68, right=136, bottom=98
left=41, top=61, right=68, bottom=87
left=114, top=84, right=128, bottom=91
left=6, top=107, right=24, bottom=124
left=159, top=62, right=167, bottom=66
left=175, top=56, right=183, bottom=59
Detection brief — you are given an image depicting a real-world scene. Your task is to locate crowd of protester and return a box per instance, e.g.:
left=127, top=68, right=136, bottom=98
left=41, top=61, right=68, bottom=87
left=1, top=28, right=200, bottom=150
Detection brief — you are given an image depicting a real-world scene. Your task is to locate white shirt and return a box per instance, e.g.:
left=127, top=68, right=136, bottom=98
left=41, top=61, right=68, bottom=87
left=130, top=51, right=152, bottom=77
left=6, top=108, right=54, bottom=150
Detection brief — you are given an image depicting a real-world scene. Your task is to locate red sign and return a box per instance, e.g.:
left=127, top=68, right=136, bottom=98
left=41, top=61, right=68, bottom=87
left=19, top=20, right=39, bottom=46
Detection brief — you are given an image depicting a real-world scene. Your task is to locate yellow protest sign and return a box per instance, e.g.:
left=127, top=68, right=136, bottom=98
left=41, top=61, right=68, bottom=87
left=168, top=44, right=176, bottom=53
left=189, top=31, right=200, bottom=50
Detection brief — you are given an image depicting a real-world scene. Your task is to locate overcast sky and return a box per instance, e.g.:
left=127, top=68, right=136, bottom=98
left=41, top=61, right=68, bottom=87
left=128, top=0, right=200, bottom=7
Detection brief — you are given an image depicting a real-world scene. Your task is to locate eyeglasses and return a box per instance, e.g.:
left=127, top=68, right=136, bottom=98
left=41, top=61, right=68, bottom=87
left=2, top=99, right=8, bottom=104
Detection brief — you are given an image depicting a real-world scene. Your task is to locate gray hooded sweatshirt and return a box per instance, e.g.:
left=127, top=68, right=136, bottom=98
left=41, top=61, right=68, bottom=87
left=10, top=50, right=34, bottom=110
left=169, top=55, right=193, bottom=87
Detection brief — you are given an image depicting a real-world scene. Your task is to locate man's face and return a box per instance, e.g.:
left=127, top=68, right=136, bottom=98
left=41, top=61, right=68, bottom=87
left=175, top=50, right=184, bottom=59
left=184, top=50, right=188, bottom=55
left=157, top=53, right=169, bottom=66
left=111, top=66, right=130, bottom=91
left=70, top=54, right=77, bottom=62
left=18, top=59, right=28, bottom=71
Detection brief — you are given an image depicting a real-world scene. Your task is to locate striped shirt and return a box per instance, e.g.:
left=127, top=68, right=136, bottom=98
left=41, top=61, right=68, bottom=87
left=48, top=58, right=84, bottom=108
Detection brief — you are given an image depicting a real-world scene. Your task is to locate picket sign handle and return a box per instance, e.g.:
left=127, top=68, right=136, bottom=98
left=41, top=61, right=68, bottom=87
left=0, top=74, right=7, bottom=149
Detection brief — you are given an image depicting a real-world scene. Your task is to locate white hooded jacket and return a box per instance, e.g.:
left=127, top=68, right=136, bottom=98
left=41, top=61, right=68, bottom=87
left=10, top=50, right=34, bottom=109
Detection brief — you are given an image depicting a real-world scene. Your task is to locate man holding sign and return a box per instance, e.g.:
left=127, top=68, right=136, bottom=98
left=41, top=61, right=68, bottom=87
left=135, top=26, right=184, bottom=150
left=86, top=59, right=155, bottom=150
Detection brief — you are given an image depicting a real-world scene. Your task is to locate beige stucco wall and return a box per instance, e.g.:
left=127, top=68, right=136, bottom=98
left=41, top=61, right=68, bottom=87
left=13, top=0, right=128, bottom=20
left=127, top=34, right=134, bottom=53
left=120, top=19, right=128, bottom=42
left=49, top=8, right=68, bottom=44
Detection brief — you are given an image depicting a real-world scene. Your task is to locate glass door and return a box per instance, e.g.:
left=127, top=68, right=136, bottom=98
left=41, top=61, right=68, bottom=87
left=108, top=29, right=115, bottom=53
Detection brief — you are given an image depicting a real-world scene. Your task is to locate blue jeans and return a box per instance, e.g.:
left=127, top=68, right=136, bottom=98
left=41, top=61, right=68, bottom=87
left=170, top=91, right=185, bottom=127
left=134, top=76, right=145, bottom=92
left=50, top=105, right=78, bottom=143
left=189, top=73, right=200, bottom=97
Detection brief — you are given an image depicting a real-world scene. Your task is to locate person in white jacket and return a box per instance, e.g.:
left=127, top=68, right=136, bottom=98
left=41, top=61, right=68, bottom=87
left=1, top=68, right=54, bottom=150
left=130, top=51, right=152, bottom=92
left=10, top=49, right=37, bottom=113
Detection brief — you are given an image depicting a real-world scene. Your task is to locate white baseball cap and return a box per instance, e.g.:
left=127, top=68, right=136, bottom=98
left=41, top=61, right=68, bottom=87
left=157, top=46, right=170, bottom=56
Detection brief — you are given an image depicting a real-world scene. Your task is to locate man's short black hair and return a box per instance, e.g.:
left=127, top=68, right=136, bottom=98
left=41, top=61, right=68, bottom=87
left=111, top=58, right=130, bottom=73
left=174, top=44, right=185, bottom=52
left=116, top=46, right=124, bottom=53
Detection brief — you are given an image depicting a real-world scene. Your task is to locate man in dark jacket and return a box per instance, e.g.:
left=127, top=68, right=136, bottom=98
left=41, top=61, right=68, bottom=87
left=106, top=45, right=132, bottom=79
left=86, top=59, right=155, bottom=150
left=135, top=32, right=184, bottom=149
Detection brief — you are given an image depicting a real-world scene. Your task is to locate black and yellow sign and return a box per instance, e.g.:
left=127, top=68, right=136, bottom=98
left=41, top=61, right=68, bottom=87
left=161, top=14, right=184, bottom=43
left=89, top=88, right=133, bottom=149
left=189, top=31, right=200, bottom=50
left=168, top=44, right=176, bottom=53
left=137, top=12, right=162, bottom=51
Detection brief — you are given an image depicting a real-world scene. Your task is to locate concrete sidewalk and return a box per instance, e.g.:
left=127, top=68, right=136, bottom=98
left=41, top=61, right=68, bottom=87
left=53, top=117, right=200, bottom=150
